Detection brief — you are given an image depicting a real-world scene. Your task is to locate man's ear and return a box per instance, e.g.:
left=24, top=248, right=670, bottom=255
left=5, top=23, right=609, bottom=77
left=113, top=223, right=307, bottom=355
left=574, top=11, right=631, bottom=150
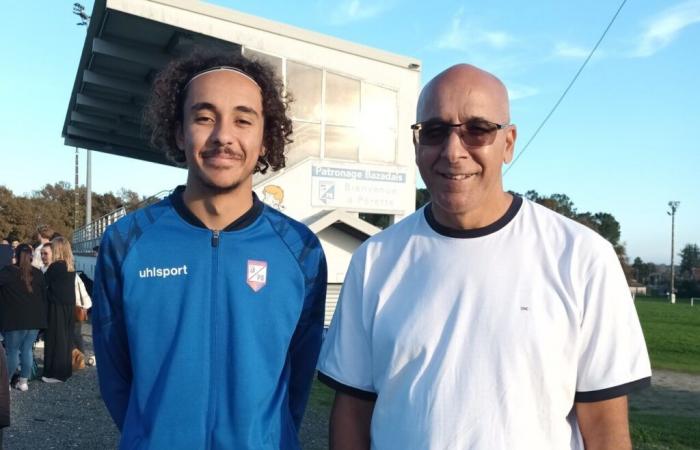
left=503, top=125, right=517, bottom=164
left=175, top=122, right=185, bottom=150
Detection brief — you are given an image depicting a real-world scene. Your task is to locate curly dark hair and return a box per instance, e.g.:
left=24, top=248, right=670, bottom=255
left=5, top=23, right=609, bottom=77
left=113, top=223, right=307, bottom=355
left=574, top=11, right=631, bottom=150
left=144, top=50, right=292, bottom=174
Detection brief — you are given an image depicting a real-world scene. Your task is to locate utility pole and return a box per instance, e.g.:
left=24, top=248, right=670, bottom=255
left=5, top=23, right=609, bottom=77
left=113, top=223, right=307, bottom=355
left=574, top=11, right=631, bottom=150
left=667, top=201, right=680, bottom=304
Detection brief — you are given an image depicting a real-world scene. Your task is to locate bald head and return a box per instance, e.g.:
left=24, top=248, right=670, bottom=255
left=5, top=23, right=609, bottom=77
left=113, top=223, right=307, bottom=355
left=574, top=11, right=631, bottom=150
left=417, top=64, right=510, bottom=124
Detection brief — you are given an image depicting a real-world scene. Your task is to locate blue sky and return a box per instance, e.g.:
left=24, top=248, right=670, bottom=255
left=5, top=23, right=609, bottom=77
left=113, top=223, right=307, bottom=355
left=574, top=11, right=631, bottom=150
left=1, top=0, right=698, bottom=264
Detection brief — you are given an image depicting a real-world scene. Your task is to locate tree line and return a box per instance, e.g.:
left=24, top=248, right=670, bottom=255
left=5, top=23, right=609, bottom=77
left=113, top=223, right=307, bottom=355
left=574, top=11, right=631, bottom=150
left=0, top=182, right=144, bottom=243
left=633, top=244, right=700, bottom=297
left=3, top=182, right=697, bottom=295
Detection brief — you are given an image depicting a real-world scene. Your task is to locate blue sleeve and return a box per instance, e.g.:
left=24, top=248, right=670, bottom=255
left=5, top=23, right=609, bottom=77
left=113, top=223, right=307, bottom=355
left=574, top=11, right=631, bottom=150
left=287, top=242, right=327, bottom=431
left=92, top=227, right=133, bottom=431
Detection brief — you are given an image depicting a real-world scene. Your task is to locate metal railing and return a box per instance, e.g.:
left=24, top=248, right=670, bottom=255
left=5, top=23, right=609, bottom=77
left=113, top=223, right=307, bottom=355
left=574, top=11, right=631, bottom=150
left=72, top=190, right=172, bottom=254
left=72, top=207, right=126, bottom=254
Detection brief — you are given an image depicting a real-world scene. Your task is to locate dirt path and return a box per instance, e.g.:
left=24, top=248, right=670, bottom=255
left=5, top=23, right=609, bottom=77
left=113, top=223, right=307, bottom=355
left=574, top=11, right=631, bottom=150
left=629, top=369, right=700, bottom=418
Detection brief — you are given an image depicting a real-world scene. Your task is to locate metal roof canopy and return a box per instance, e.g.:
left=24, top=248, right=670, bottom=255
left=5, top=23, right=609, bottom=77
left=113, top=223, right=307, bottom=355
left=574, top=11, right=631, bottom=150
left=63, top=0, right=420, bottom=167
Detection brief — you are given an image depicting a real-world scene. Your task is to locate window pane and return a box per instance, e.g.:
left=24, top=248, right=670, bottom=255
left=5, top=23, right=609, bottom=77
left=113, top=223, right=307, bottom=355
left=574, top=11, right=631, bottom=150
left=325, top=125, right=359, bottom=161
left=287, top=61, right=322, bottom=121
left=286, top=121, right=321, bottom=166
left=244, top=48, right=282, bottom=80
left=325, top=72, right=360, bottom=126
left=361, top=83, right=397, bottom=129
left=360, top=128, right=396, bottom=163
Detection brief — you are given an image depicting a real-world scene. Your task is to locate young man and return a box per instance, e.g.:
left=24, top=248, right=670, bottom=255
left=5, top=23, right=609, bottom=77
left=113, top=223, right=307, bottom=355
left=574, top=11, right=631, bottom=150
left=93, top=51, right=327, bottom=449
left=31, top=225, right=54, bottom=269
left=39, top=245, right=52, bottom=273
left=318, top=64, right=651, bottom=449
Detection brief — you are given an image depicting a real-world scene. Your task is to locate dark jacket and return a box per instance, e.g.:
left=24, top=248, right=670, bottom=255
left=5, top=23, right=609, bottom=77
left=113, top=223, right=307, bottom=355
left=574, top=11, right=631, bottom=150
left=0, top=265, right=48, bottom=331
left=0, top=344, right=9, bottom=428
left=45, top=261, right=76, bottom=305
left=0, top=244, right=12, bottom=268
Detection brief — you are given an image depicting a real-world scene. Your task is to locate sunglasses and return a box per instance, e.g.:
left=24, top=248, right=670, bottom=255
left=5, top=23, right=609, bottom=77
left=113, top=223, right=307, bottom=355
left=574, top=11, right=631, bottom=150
left=411, top=118, right=510, bottom=147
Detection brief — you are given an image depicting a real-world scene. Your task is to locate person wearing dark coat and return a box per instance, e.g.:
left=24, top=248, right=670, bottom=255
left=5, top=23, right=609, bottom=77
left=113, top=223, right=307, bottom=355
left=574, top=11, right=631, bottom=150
left=42, top=237, right=76, bottom=383
left=0, top=244, right=48, bottom=392
left=0, top=345, right=10, bottom=447
left=0, top=244, right=12, bottom=268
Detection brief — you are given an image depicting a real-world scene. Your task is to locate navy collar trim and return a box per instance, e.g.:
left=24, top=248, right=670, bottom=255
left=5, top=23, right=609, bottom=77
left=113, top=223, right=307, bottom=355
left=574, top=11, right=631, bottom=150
left=170, top=185, right=264, bottom=231
left=424, top=195, right=522, bottom=238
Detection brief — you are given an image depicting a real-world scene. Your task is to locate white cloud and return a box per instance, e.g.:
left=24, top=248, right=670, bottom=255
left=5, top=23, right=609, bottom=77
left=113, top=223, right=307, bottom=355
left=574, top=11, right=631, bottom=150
left=507, top=84, right=539, bottom=101
left=552, top=42, right=591, bottom=59
left=435, top=7, right=513, bottom=51
left=329, top=0, right=394, bottom=25
left=634, top=0, right=700, bottom=57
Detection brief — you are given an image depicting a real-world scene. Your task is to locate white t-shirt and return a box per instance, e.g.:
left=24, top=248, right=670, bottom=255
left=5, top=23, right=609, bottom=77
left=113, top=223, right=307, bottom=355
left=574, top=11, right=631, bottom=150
left=318, top=197, right=651, bottom=450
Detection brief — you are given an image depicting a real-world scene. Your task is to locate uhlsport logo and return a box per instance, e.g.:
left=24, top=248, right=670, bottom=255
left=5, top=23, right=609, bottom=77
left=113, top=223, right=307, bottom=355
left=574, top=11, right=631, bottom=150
left=139, top=265, right=188, bottom=279
left=247, top=260, right=267, bottom=292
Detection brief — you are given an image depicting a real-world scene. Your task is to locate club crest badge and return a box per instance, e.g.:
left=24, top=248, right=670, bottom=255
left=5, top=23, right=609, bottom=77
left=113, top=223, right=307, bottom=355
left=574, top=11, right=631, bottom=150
left=247, top=260, right=267, bottom=292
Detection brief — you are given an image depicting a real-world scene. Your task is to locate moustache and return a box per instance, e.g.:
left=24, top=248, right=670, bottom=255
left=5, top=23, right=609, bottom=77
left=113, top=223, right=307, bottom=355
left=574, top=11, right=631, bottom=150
left=200, top=147, right=244, bottom=159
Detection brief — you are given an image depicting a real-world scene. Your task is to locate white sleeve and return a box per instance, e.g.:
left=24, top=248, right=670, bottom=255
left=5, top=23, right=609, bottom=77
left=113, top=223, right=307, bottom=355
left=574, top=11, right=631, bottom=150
left=317, top=252, right=376, bottom=398
left=575, top=243, right=651, bottom=402
left=75, top=275, right=93, bottom=309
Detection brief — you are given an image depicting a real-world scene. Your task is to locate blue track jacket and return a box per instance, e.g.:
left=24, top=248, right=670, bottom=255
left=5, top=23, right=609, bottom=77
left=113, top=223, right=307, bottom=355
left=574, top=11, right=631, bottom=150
left=93, top=187, right=327, bottom=449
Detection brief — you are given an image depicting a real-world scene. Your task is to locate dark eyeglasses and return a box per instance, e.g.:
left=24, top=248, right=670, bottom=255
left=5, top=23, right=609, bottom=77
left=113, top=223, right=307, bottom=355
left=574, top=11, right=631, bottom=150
left=411, top=118, right=510, bottom=147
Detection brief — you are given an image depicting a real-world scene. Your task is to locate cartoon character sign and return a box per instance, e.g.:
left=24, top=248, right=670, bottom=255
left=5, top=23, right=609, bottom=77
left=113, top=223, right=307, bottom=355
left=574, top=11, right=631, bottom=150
left=262, top=185, right=285, bottom=210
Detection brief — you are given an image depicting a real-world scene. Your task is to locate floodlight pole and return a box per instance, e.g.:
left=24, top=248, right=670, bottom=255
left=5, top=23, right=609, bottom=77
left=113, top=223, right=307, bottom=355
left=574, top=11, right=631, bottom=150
left=86, top=150, right=92, bottom=225
left=73, top=3, right=92, bottom=227
left=667, top=201, right=680, bottom=304
left=74, top=148, right=80, bottom=230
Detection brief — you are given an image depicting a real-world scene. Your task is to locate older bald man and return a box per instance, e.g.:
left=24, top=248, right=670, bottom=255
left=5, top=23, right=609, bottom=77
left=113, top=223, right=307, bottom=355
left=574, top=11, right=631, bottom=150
left=317, top=64, right=651, bottom=450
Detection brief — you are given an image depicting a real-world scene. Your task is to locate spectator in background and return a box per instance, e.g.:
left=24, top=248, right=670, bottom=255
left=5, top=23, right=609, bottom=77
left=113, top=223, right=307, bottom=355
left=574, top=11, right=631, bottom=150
left=32, top=225, right=55, bottom=269
left=0, top=244, right=47, bottom=392
left=73, top=270, right=92, bottom=364
left=42, top=237, right=76, bottom=383
left=40, top=245, right=52, bottom=274
left=0, top=244, right=12, bottom=268
left=0, top=341, right=9, bottom=446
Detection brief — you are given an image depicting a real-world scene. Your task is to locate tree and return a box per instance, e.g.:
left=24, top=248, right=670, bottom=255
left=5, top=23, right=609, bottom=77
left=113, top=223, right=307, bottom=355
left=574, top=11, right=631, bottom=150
left=679, top=243, right=700, bottom=277
left=590, top=212, right=621, bottom=247
left=0, top=182, right=145, bottom=243
left=416, top=188, right=430, bottom=209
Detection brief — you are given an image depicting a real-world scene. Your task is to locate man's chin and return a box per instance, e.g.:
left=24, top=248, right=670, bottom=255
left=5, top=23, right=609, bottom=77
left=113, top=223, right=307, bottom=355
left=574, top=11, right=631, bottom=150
left=193, top=173, right=244, bottom=195
left=203, top=179, right=242, bottom=194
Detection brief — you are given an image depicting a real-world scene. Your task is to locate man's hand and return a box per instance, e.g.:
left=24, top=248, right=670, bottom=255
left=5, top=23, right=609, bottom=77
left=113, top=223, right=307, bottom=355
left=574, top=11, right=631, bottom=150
left=329, top=391, right=375, bottom=450
left=576, top=396, right=632, bottom=450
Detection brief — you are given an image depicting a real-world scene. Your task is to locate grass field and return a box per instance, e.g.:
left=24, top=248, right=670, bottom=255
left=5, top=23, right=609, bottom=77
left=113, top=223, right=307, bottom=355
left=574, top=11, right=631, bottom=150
left=635, top=296, right=700, bottom=374
left=629, top=296, right=700, bottom=449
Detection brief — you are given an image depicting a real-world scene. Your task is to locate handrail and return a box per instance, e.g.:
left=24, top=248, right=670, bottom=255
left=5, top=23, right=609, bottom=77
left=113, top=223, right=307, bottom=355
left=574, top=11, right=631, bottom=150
left=71, top=189, right=172, bottom=254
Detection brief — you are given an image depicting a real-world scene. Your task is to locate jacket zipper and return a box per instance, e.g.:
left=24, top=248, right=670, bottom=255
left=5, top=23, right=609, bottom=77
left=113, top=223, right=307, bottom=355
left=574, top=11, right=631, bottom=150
left=207, top=229, right=220, bottom=449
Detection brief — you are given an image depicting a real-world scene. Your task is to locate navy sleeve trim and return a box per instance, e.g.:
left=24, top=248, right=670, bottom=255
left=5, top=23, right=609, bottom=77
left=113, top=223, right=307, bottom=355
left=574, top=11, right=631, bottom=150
left=318, top=372, right=378, bottom=401
left=575, top=376, right=651, bottom=403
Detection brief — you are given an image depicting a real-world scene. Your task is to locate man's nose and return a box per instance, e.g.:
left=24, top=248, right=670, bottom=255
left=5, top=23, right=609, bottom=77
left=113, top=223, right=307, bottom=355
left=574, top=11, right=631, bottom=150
left=440, top=127, right=469, bottom=162
left=210, top=119, right=235, bottom=146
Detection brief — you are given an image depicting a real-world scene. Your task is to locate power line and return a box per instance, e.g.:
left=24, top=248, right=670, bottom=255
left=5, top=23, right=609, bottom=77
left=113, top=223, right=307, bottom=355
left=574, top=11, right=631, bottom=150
left=504, top=0, right=629, bottom=176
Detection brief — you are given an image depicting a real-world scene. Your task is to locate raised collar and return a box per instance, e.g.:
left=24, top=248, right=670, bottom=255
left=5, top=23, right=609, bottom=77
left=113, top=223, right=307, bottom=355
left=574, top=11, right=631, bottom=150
left=170, top=185, right=264, bottom=231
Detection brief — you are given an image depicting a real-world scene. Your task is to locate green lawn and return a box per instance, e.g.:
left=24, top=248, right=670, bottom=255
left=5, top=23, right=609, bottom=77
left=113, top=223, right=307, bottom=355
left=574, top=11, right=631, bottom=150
left=635, top=296, right=700, bottom=374
left=631, top=413, right=700, bottom=450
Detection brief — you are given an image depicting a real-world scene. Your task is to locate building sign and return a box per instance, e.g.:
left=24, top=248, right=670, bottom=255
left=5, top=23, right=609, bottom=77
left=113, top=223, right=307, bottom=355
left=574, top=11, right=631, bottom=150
left=311, top=162, right=409, bottom=211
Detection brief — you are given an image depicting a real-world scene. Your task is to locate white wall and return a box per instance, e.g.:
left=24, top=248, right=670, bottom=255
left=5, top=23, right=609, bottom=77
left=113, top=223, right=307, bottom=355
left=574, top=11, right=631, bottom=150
left=317, top=227, right=363, bottom=283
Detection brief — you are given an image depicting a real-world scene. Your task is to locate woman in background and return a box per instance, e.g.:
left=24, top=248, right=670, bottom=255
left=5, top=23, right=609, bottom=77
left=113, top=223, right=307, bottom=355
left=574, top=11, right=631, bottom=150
left=0, top=244, right=47, bottom=391
left=42, top=237, right=76, bottom=383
